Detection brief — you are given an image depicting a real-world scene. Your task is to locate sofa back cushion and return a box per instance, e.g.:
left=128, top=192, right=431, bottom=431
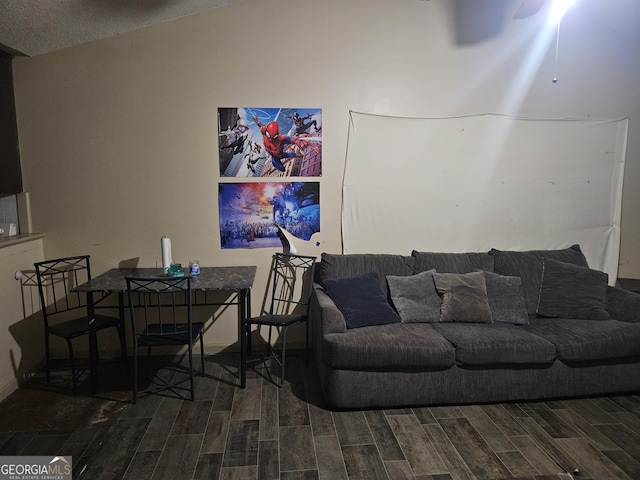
left=489, top=244, right=589, bottom=314
left=320, top=253, right=415, bottom=294
left=412, top=251, right=494, bottom=274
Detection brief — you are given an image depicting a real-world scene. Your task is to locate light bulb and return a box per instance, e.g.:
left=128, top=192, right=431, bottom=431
left=550, top=0, right=578, bottom=22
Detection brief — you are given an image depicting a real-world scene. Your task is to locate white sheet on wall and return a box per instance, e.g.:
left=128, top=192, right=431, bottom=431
left=343, top=112, right=628, bottom=281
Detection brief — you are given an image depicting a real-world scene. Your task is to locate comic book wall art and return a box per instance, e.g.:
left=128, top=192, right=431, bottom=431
left=219, top=107, right=322, bottom=178
left=219, top=182, right=320, bottom=249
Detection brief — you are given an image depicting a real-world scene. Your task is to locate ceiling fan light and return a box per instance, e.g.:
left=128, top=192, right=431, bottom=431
left=550, top=0, right=578, bottom=21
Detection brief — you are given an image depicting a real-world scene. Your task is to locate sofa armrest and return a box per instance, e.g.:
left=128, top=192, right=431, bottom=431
left=607, top=286, right=640, bottom=323
left=310, top=283, right=346, bottom=369
left=311, top=283, right=347, bottom=335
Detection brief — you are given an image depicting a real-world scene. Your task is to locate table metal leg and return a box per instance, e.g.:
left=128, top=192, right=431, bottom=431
left=239, top=289, right=249, bottom=388
left=87, top=291, right=98, bottom=394
left=246, top=289, right=251, bottom=383
left=117, top=292, right=127, bottom=363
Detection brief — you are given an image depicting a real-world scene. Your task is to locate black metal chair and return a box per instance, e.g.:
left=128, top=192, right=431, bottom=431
left=245, top=253, right=317, bottom=385
left=126, top=275, right=204, bottom=402
left=34, top=255, right=127, bottom=395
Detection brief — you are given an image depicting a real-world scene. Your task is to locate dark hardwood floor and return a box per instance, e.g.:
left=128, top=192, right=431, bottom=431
left=0, top=353, right=639, bottom=480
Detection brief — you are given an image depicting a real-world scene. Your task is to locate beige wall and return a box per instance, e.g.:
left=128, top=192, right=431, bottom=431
left=0, top=238, right=44, bottom=398
left=10, top=0, right=640, bottom=355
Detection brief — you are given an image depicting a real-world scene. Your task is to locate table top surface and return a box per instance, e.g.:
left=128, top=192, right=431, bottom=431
left=73, top=265, right=257, bottom=293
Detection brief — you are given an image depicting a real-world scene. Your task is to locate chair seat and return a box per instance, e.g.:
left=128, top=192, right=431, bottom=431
left=49, top=314, right=124, bottom=339
left=248, top=313, right=305, bottom=327
left=138, top=322, right=205, bottom=346
left=48, top=317, right=93, bottom=339
left=93, top=314, right=125, bottom=329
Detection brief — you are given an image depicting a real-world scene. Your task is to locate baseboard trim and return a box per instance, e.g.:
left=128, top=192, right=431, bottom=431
left=0, top=377, right=19, bottom=403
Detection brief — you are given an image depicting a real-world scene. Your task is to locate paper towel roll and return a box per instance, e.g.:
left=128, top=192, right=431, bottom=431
left=161, top=236, right=172, bottom=272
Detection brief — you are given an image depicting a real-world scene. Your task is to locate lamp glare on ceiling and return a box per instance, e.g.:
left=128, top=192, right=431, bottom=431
left=550, top=0, right=578, bottom=22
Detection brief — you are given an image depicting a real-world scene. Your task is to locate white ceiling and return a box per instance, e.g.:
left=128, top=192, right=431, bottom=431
left=0, top=0, right=557, bottom=58
left=2, top=0, right=637, bottom=58
left=0, top=0, right=242, bottom=57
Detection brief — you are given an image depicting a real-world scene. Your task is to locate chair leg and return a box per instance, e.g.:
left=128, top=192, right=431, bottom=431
left=44, top=332, right=51, bottom=384
left=89, top=329, right=99, bottom=395
left=188, top=345, right=195, bottom=401
left=117, top=323, right=127, bottom=365
left=146, top=346, right=152, bottom=381
left=280, top=326, right=288, bottom=386
left=199, top=335, right=205, bottom=376
left=305, top=319, right=310, bottom=368
left=266, top=325, right=273, bottom=358
left=133, top=341, right=138, bottom=403
left=67, top=339, right=78, bottom=396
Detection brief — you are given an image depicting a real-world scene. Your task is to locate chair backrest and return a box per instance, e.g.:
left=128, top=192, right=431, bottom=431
left=34, top=255, right=91, bottom=328
left=126, top=276, right=192, bottom=339
left=269, top=253, right=317, bottom=317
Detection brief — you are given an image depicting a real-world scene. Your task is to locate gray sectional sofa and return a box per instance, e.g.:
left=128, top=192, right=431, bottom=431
left=310, top=245, right=640, bottom=409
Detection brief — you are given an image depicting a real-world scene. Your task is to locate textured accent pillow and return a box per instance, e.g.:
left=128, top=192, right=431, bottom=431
left=536, top=258, right=610, bottom=320
left=324, top=272, right=401, bottom=329
left=489, top=244, right=589, bottom=315
left=481, top=270, right=529, bottom=325
left=387, top=270, right=441, bottom=323
left=432, top=271, right=493, bottom=323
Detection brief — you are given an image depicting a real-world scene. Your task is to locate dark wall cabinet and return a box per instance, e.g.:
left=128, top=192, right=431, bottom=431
left=0, top=52, right=22, bottom=196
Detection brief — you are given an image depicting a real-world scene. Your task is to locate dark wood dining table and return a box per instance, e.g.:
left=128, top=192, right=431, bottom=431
left=73, top=266, right=256, bottom=392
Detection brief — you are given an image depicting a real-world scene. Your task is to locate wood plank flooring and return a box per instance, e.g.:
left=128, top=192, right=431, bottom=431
left=0, top=353, right=639, bottom=480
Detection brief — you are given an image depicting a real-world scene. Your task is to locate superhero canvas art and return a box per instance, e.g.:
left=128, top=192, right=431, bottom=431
left=219, top=107, right=322, bottom=177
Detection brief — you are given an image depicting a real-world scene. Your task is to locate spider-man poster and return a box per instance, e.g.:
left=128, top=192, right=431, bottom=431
left=219, top=182, right=320, bottom=249
left=218, top=107, right=322, bottom=177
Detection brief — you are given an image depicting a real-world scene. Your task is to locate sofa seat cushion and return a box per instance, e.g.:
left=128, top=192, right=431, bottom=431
left=322, top=323, right=455, bottom=371
left=431, top=323, right=557, bottom=366
left=523, top=317, right=640, bottom=363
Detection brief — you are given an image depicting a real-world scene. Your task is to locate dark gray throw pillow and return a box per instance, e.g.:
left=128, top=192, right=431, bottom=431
left=481, top=270, right=529, bottom=325
left=432, top=271, right=493, bottom=323
left=490, top=244, right=589, bottom=315
left=387, top=269, right=441, bottom=323
left=536, top=258, right=610, bottom=320
left=324, top=272, right=401, bottom=329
